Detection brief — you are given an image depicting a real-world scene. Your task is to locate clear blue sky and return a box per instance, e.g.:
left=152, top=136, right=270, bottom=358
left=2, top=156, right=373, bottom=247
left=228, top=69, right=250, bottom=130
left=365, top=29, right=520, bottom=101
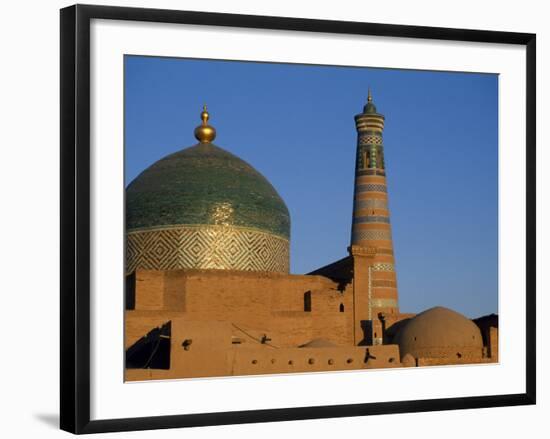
left=125, top=56, right=498, bottom=319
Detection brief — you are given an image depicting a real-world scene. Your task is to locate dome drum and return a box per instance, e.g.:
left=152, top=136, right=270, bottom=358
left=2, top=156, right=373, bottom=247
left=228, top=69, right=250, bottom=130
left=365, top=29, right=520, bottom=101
left=126, top=224, right=289, bottom=273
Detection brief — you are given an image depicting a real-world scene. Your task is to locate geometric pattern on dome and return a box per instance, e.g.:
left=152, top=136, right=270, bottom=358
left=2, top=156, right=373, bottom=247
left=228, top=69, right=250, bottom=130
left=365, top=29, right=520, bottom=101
left=127, top=224, right=289, bottom=273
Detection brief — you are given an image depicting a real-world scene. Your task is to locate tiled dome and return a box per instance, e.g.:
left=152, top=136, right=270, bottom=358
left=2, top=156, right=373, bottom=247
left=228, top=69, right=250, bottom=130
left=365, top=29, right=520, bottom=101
left=126, top=142, right=290, bottom=239
left=125, top=107, right=290, bottom=274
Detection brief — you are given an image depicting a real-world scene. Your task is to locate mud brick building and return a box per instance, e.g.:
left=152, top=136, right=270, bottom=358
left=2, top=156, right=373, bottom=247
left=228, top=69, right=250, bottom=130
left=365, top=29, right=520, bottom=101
left=125, top=95, right=498, bottom=381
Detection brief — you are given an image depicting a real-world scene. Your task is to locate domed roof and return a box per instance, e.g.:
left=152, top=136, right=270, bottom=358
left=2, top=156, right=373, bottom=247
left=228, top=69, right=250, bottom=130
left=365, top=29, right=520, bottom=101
left=125, top=107, right=291, bottom=274
left=363, top=101, right=377, bottom=114
left=126, top=142, right=290, bottom=239
left=394, top=306, right=483, bottom=359
left=362, top=88, right=379, bottom=114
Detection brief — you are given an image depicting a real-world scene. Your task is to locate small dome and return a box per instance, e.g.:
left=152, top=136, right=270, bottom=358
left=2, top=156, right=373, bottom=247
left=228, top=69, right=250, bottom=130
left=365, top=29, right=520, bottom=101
left=363, top=88, right=378, bottom=114
left=363, top=102, right=377, bottom=114
left=394, top=306, right=483, bottom=360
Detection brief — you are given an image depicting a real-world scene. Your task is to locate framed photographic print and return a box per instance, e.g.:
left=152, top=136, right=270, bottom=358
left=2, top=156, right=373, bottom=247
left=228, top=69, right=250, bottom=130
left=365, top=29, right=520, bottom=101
left=60, top=4, right=536, bottom=434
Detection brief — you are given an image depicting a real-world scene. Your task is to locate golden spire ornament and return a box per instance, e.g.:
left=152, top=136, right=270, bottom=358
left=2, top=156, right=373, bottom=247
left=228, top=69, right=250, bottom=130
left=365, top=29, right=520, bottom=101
left=194, top=104, right=216, bottom=143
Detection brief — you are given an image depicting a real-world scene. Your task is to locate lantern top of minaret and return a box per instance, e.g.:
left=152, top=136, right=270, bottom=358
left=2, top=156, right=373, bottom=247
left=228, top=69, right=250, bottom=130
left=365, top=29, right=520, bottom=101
left=363, top=88, right=378, bottom=114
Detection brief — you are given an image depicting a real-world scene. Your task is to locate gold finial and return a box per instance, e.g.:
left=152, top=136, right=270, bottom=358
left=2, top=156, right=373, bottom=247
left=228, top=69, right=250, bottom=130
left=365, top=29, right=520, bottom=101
left=194, top=104, right=216, bottom=143
left=201, top=104, right=209, bottom=124
left=368, top=87, right=372, bottom=102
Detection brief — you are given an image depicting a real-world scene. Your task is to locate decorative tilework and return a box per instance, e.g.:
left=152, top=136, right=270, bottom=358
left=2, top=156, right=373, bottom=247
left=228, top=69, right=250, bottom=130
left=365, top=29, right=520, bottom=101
left=371, top=262, right=395, bottom=272
left=359, top=134, right=382, bottom=145
left=356, top=144, right=386, bottom=171
left=354, top=199, right=388, bottom=210
left=355, top=183, right=387, bottom=194
left=353, top=215, right=390, bottom=224
left=127, top=224, right=289, bottom=273
left=126, top=143, right=290, bottom=239
left=354, top=98, right=398, bottom=312
left=349, top=245, right=377, bottom=256
left=352, top=229, right=392, bottom=242
left=355, top=114, right=385, bottom=132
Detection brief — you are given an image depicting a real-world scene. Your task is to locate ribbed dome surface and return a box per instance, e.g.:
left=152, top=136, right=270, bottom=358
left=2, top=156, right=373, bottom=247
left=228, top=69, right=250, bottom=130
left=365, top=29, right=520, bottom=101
left=126, top=142, right=290, bottom=239
left=394, top=306, right=483, bottom=359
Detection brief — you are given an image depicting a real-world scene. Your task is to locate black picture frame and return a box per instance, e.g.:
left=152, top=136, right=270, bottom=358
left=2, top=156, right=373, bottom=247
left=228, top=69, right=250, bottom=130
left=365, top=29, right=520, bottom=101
left=60, top=4, right=536, bottom=434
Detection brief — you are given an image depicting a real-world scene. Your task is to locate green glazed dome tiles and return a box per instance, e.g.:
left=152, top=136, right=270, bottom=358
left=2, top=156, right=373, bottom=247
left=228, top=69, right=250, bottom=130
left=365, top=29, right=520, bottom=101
left=126, top=143, right=290, bottom=240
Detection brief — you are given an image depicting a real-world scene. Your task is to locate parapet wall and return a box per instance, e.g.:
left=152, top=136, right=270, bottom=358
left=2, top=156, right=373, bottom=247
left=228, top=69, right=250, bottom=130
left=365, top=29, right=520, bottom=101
left=126, top=315, right=401, bottom=380
left=128, top=269, right=355, bottom=348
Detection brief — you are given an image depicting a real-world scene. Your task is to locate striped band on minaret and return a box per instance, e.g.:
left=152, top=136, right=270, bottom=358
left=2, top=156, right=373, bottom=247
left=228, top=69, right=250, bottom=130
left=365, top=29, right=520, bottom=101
left=351, top=89, right=399, bottom=316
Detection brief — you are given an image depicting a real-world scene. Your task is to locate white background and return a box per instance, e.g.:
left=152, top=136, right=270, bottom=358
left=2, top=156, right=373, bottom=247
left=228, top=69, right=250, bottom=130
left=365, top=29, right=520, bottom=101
left=0, top=0, right=547, bottom=438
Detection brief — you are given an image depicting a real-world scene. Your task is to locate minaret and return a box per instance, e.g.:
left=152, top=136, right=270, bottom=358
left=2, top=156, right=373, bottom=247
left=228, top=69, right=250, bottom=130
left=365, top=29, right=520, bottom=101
left=350, top=90, right=399, bottom=346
